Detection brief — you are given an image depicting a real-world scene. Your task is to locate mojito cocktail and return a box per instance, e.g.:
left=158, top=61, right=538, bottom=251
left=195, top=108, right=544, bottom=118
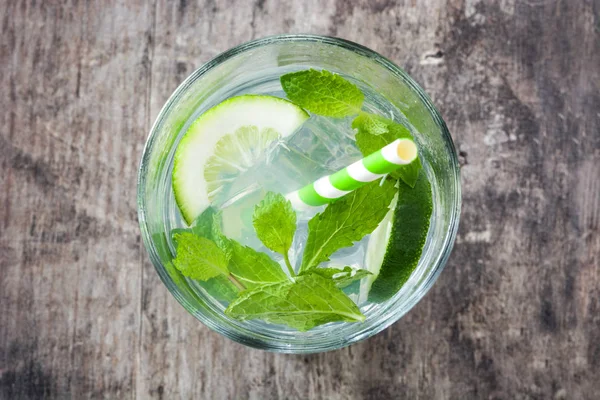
left=138, top=35, right=460, bottom=352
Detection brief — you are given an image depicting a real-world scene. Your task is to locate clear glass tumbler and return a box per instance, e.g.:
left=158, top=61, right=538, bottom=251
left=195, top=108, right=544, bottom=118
left=137, top=34, right=461, bottom=353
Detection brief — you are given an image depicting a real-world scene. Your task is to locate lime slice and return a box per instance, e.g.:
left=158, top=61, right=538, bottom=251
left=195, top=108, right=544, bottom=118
left=173, top=95, right=309, bottom=224
left=362, top=170, right=433, bottom=303
left=204, top=126, right=279, bottom=205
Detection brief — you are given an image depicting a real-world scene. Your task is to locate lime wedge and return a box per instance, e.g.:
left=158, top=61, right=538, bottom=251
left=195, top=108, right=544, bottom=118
left=362, top=170, right=433, bottom=302
left=173, top=95, right=309, bottom=224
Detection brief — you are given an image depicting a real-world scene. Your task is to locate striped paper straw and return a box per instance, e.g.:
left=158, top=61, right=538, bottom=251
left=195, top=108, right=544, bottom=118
left=286, top=138, right=418, bottom=209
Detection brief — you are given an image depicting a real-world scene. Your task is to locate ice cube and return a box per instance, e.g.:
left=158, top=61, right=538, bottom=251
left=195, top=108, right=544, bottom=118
left=256, top=115, right=363, bottom=196
left=287, top=115, right=363, bottom=171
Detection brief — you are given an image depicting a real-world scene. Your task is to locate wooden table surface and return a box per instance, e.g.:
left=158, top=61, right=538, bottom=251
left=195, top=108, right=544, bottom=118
left=1, top=1, right=599, bottom=399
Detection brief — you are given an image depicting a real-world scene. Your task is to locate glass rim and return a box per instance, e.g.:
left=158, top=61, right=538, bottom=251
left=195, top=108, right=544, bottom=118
left=137, top=34, right=461, bottom=353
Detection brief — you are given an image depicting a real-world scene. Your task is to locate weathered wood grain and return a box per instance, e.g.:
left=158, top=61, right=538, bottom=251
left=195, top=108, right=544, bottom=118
left=1, top=0, right=599, bottom=399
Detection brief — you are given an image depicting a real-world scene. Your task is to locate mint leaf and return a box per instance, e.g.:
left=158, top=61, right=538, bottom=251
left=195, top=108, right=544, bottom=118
left=197, top=276, right=239, bottom=302
left=352, top=112, right=389, bottom=135
left=280, top=69, right=364, bottom=117
left=227, top=240, right=290, bottom=289
left=165, top=229, right=239, bottom=301
left=211, top=211, right=233, bottom=260
left=172, top=208, right=233, bottom=260
left=306, top=266, right=372, bottom=289
left=171, top=207, right=217, bottom=245
left=224, top=273, right=364, bottom=331
left=172, top=232, right=229, bottom=280
left=253, top=192, right=296, bottom=256
left=172, top=207, right=216, bottom=240
left=300, top=179, right=397, bottom=272
left=191, top=207, right=218, bottom=238
left=170, top=228, right=192, bottom=244
left=353, top=113, right=422, bottom=187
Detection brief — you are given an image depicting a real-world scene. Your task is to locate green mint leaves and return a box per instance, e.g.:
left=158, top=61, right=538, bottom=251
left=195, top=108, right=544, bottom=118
left=172, top=232, right=230, bottom=280
left=352, top=112, right=389, bottom=136
left=228, top=240, right=289, bottom=289
left=172, top=207, right=285, bottom=291
left=170, top=188, right=386, bottom=330
left=253, top=192, right=296, bottom=264
left=353, top=113, right=422, bottom=188
left=300, top=179, right=397, bottom=272
left=280, top=69, right=364, bottom=117
left=281, top=69, right=422, bottom=187
left=197, top=275, right=239, bottom=302
left=305, top=266, right=372, bottom=289
left=253, top=192, right=297, bottom=276
left=225, top=273, right=364, bottom=331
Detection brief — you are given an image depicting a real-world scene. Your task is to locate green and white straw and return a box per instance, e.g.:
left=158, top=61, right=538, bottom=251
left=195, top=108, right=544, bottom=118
left=286, top=139, right=418, bottom=209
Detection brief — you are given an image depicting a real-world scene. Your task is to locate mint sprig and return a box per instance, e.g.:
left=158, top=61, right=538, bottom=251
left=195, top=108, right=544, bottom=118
left=224, top=273, right=365, bottom=331
left=170, top=189, right=380, bottom=330
left=172, top=207, right=287, bottom=291
left=280, top=69, right=364, bottom=117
